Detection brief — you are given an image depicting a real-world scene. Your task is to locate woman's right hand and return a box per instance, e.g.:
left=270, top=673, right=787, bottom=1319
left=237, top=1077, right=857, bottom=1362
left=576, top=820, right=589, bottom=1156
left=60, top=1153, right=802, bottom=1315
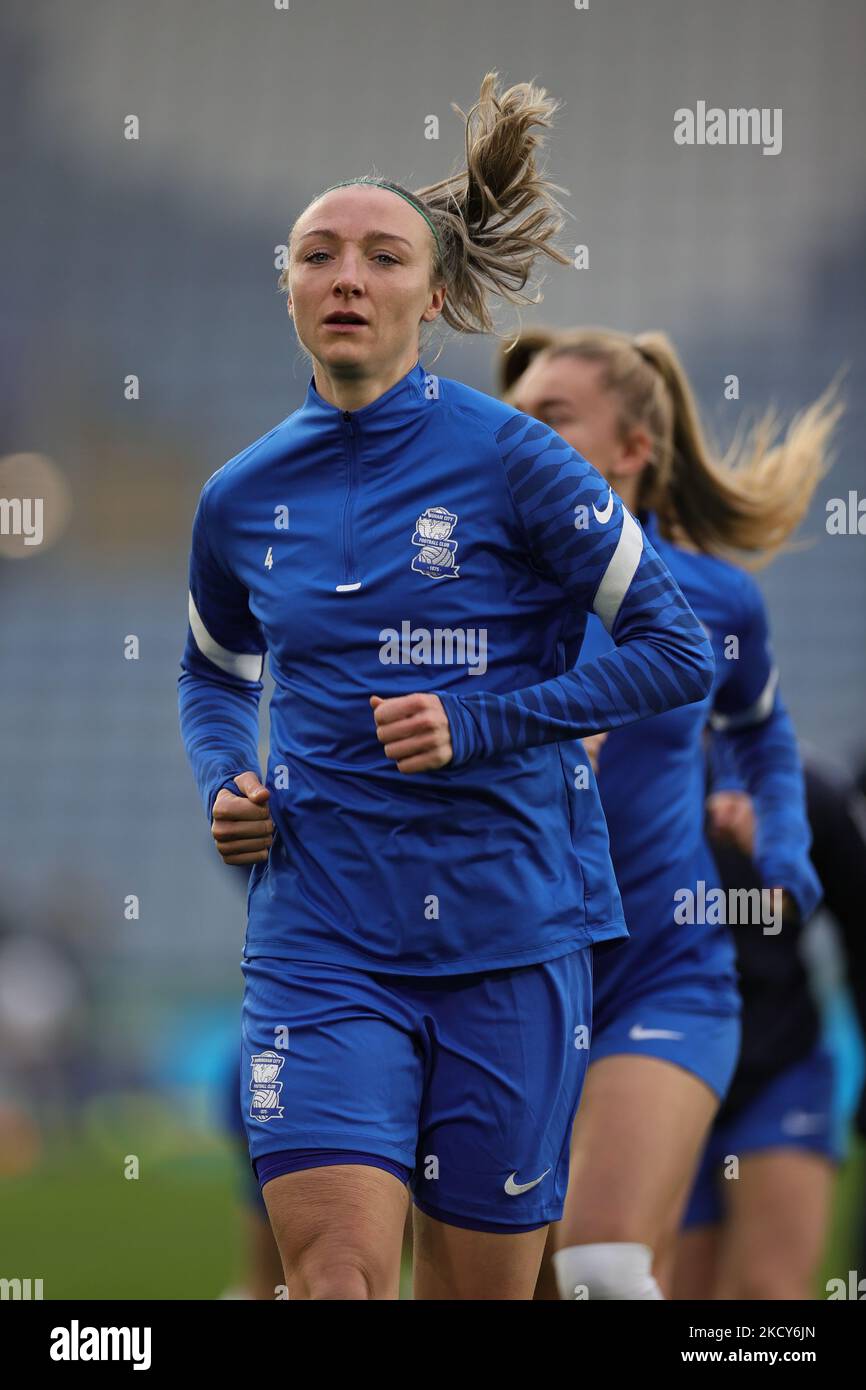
left=211, top=771, right=274, bottom=865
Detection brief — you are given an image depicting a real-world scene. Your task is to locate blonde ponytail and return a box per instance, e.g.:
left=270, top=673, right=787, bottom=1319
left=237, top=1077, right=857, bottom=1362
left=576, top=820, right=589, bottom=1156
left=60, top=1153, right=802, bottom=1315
left=631, top=332, right=842, bottom=565
left=413, top=71, right=572, bottom=337
left=502, top=325, right=843, bottom=567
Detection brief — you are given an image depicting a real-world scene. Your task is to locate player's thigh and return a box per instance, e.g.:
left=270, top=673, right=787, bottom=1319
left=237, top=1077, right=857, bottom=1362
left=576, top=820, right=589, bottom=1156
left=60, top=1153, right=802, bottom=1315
left=413, top=1207, right=549, bottom=1301
left=264, top=1163, right=409, bottom=1299
left=558, top=1054, right=720, bottom=1250
left=715, top=1150, right=835, bottom=1300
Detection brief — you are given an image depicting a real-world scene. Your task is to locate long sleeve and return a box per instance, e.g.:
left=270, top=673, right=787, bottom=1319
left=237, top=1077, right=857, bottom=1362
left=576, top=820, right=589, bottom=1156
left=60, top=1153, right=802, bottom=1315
left=437, top=415, right=715, bottom=766
left=708, top=572, right=821, bottom=919
left=177, top=477, right=268, bottom=821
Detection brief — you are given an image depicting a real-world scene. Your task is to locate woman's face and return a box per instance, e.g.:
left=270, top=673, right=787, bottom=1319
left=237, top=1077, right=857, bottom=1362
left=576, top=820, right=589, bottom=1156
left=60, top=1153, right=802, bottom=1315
left=288, top=185, right=445, bottom=378
left=512, top=352, right=634, bottom=485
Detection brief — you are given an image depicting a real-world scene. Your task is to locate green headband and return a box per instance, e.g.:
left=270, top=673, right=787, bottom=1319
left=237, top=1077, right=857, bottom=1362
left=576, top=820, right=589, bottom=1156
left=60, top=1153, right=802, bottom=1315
left=318, top=177, right=444, bottom=260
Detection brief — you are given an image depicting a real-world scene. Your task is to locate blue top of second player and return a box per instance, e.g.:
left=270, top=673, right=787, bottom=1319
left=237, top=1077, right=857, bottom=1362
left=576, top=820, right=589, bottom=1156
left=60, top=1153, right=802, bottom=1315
left=582, top=510, right=821, bottom=1015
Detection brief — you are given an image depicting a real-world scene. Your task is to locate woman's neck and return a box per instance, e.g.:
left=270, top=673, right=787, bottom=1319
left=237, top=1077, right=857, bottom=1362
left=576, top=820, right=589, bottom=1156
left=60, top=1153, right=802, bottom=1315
left=312, top=351, right=419, bottom=413
left=613, top=476, right=641, bottom=513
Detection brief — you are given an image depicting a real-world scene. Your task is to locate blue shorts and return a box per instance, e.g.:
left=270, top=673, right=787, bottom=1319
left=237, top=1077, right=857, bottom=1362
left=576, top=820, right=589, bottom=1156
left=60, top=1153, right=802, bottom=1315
left=682, top=1044, right=844, bottom=1229
left=239, top=948, right=593, bottom=1233
left=590, top=990, right=741, bottom=1103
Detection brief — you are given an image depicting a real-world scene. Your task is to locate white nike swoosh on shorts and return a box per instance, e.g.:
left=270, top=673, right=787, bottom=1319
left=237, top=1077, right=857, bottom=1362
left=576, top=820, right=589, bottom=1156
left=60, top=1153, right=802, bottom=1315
left=504, top=1169, right=551, bottom=1196
left=780, top=1111, right=827, bottom=1136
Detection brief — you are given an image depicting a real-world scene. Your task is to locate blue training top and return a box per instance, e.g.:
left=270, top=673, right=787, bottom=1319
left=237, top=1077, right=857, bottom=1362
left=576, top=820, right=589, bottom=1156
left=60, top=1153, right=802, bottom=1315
left=583, top=511, right=822, bottom=1015
left=178, top=359, right=714, bottom=975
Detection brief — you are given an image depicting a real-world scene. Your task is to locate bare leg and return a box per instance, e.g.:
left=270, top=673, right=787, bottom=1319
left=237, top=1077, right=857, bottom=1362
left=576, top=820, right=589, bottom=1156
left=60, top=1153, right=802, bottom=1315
left=671, top=1225, right=722, bottom=1300
left=262, top=1163, right=409, bottom=1300
left=713, top=1151, right=834, bottom=1300
left=542, top=1055, right=718, bottom=1298
left=533, top=1224, right=560, bottom=1300
left=413, top=1208, right=549, bottom=1300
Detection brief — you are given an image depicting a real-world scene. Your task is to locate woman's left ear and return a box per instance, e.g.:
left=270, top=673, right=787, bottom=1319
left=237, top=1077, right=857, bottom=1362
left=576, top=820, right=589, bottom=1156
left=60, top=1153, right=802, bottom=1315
left=421, top=286, right=447, bottom=323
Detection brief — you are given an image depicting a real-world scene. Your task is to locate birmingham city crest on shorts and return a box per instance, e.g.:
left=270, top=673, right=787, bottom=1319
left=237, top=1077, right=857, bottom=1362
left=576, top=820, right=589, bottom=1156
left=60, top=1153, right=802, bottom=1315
left=249, top=1049, right=285, bottom=1123
left=411, top=506, right=460, bottom=580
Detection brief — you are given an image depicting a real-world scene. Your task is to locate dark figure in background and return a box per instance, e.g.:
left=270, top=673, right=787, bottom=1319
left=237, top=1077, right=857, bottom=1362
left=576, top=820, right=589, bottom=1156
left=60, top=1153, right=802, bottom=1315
left=675, top=751, right=866, bottom=1299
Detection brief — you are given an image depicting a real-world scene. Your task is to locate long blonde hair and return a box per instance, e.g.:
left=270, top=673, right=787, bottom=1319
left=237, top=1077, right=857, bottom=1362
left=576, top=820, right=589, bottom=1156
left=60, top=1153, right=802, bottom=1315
left=498, top=326, right=842, bottom=567
left=281, top=72, right=572, bottom=343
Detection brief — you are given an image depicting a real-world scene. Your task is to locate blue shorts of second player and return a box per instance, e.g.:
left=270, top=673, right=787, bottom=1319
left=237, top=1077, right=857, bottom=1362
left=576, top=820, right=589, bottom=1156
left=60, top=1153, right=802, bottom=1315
left=683, top=1044, right=844, bottom=1229
left=238, top=947, right=593, bottom=1233
left=589, top=986, right=741, bottom=1103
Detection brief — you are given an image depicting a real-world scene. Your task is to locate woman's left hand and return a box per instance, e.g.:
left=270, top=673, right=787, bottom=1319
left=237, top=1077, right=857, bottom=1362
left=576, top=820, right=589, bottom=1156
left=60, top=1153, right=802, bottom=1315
left=370, top=693, right=454, bottom=773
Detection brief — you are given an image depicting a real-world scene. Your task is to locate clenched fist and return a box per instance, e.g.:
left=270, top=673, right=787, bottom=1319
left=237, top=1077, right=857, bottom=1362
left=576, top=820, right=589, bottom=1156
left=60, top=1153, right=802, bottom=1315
left=370, top=693, right=453, bottom=774
left=211, top=771, right=274, bottom=865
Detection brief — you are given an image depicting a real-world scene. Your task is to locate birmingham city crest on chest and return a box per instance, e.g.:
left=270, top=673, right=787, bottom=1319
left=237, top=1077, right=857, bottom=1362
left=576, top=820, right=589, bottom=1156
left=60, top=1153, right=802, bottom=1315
left=411, top=506, right=460, bottom=580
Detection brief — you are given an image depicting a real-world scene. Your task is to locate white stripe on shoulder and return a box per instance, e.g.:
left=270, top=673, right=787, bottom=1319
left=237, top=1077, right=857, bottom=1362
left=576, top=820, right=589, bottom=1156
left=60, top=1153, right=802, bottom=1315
left=592, top=508, right=643, bottom=633
left=188, top=593, right=264, bottom=681
left=710, top=666, right=779, bottom=731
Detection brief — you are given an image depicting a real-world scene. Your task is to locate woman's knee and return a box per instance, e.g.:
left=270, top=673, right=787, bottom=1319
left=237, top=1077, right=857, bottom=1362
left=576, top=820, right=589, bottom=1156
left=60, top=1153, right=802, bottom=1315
left=290, top=1243, right=383, bottom=1300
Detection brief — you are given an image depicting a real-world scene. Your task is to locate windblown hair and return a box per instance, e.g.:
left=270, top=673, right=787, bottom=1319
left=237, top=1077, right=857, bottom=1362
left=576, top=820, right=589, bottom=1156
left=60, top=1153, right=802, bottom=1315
left=497, top=326, right=842, bottom=568
left=281, top=71, right=573, bottom=339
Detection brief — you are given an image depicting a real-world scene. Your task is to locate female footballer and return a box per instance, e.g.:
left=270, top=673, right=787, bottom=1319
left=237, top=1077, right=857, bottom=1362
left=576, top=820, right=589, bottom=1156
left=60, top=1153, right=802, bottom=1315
left=178, top=75, right=714, bottom=1300
left=503, top=326, right=838, bottom=1298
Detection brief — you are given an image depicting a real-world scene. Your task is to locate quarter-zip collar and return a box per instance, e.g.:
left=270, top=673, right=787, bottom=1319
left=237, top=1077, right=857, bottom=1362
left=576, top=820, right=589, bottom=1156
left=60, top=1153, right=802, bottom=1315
left=301, top=357, right=429, bottom=426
